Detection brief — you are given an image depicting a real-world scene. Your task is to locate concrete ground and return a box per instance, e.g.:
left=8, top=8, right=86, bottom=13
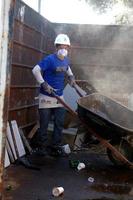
left=4, top=150, right=133, bottom=200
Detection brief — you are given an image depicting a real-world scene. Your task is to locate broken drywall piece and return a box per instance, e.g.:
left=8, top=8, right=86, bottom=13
left=4, top=148, right=10, bottom=168
left=6, top=137, right=15, bottom=163
left=7, top=122, right=17, bottom=160
left=10, top=120, right=26, bottom=157
left=63, top=84, right=86, bottom=111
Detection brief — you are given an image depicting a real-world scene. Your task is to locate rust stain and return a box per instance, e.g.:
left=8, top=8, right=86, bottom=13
left=91, top=183, right=131, bottom=194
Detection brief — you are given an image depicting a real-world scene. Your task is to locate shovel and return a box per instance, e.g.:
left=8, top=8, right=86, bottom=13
left=51, top=86, right=133, bottom=169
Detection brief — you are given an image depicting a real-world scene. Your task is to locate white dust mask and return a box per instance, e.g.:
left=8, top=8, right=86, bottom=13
left=57, top=49, right=68, bottom=57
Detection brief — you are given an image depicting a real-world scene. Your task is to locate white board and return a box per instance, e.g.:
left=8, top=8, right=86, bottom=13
left=7, top=123, right=17, bottom=160
left=63, top=84, right=86, bottom=111
left=4, top=148, right=10, bottom=168
left=11, top=120, right=26, bottom=157
left=6, top=138, right=15, bottom=163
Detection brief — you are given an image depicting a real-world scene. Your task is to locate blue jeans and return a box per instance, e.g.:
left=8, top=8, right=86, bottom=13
left=38, top=107, right=66, bottom=147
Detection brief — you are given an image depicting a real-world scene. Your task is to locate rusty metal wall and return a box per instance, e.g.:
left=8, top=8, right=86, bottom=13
left=9, top=0, right=56, bottom=129
left=0, top=0, right=16, bottom=198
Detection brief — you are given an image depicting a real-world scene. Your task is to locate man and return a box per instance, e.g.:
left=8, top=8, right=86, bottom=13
left=32, top=34, right=75, bottom=156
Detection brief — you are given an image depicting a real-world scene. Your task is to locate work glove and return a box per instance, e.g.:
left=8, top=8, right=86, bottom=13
left=68, top=75, right=76, bottom=88
left=41, top=82, right=54, bottom=94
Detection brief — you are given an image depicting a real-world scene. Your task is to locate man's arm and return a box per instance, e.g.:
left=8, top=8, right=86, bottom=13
left=32, top=65, right=54, bottom=94
left=32, top=65, right=44, bottom=84
left=66, top=66, right=76, bottom=87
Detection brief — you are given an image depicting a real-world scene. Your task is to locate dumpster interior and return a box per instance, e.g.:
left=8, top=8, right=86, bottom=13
left=4, top=0, right=133, bottom=199
left=4, top=151, right=133, bottom=200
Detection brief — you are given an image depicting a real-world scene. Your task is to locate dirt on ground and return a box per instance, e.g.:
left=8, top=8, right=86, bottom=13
left=3, top=146, right=133, bottom=200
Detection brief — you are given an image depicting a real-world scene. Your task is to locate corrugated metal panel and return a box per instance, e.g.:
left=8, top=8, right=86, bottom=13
left=9, top=1, right=56, bottom=129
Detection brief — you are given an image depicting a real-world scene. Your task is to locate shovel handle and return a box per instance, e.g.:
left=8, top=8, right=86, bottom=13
left=51, top=91, right=77, bottom=117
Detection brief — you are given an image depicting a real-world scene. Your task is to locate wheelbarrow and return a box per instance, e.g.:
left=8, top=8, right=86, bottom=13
left=77, top=93, right=133, bottom=167
left=52, top=86, right=133, bottom=169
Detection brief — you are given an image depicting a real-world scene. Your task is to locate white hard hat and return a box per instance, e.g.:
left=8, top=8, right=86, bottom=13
left=54, top=34, right=70, bottom=46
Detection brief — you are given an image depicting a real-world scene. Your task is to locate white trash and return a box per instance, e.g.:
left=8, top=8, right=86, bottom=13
left=62, top=144, right=71, bottom=154
left=77, top=162, right=86, bottom=171
left=52, top=187, right=64, bottom=197
left=88, top=177, right=94, bottom=183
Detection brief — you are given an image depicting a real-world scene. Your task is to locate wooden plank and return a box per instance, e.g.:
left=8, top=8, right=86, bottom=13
left=10, top=120, right=26, bottom=157
left=19, top=128, right=33, bottom=154
left=73, top=133, right=85, bottom=150
left=27, top=123, right=39, bottom=139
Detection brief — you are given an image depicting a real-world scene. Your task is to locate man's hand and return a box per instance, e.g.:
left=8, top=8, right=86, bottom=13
left=41, top=82, right=54, bottom=94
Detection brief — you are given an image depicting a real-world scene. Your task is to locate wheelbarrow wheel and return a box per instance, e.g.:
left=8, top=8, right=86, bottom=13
left=107, top=139, right=133, bottom=167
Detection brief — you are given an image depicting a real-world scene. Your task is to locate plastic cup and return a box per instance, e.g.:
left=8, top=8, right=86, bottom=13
left=62, top=144, right=71, bottom=154
left=77, top=162, right=85, bottom=171
left=88, top=177, right=94, bottom=183
left=52, top=187, right=64, bottom=197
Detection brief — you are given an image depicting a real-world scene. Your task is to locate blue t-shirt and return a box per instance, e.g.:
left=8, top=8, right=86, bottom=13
left=38, top=53, right=70, bottom=96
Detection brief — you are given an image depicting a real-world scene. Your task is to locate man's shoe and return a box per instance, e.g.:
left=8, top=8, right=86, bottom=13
left=47, top=146, right=64, bottom=157
left=33, top=147, right=48, bottom=156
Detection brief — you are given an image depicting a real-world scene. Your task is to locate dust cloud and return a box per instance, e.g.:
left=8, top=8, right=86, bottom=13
left=53, top=11, right=133, bottom=107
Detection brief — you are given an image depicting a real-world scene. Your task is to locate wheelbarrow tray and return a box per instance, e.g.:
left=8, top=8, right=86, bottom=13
left=77, top=93, right=133, bottom=140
